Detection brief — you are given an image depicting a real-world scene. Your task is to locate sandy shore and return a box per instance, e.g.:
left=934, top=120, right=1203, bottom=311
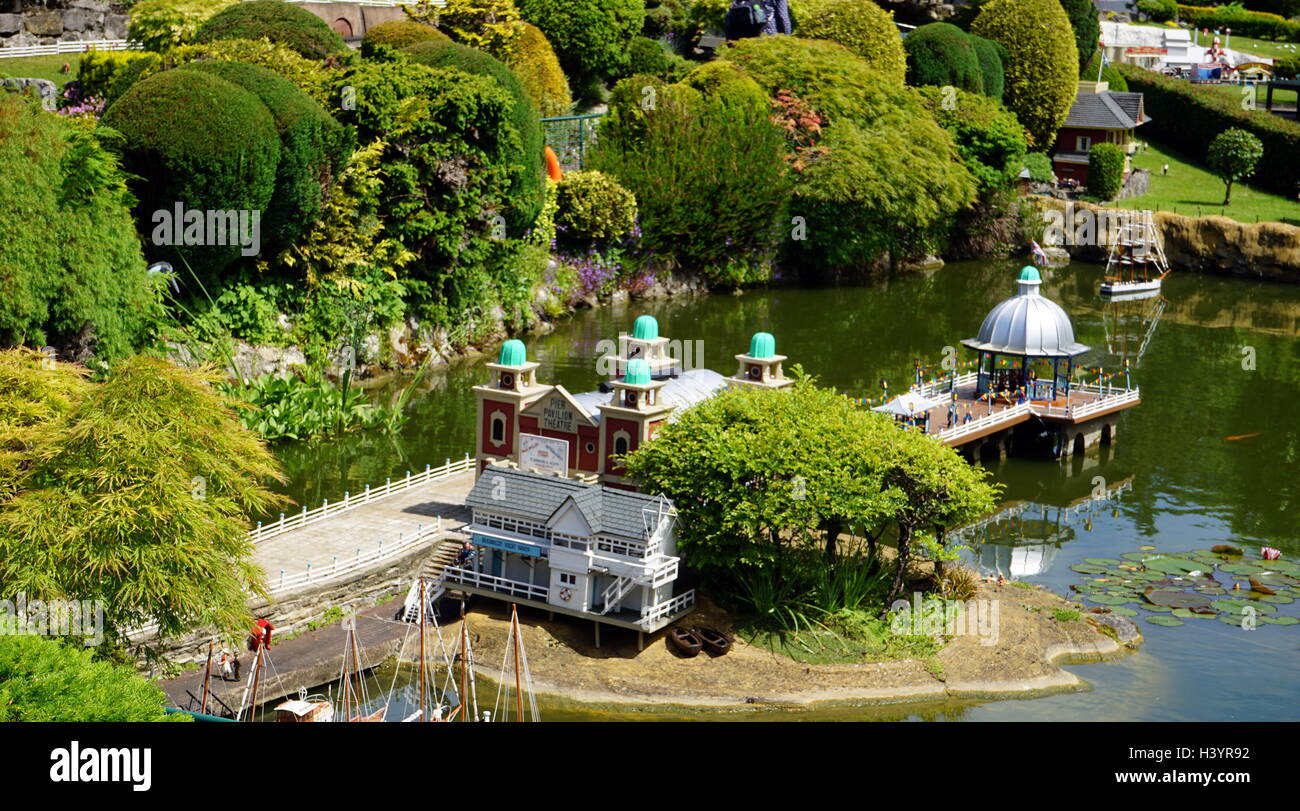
left=418, top=581, right=1142, bottom=711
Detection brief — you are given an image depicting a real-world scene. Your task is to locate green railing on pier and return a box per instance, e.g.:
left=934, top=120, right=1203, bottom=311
left=541, top=113, right=605, bottom=173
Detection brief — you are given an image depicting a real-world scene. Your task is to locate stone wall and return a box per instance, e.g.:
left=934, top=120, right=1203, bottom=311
left=1039, top=197, right=1300, bottom=283
left=0, top=1, right=128, bottom=49
left=1117, top=168, right=1151, bottom=201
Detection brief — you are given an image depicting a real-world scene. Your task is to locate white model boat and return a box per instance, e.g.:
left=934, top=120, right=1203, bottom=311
left=1101, top=210, right=1170, bottom=296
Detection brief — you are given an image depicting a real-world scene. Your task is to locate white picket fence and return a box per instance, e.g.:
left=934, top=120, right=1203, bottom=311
left=250, top=454, right=474, bottom=544
left=0, top=39, right=136, bottom=59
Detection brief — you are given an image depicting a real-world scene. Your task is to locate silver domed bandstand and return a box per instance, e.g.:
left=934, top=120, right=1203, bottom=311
left=961, top=266, right=1089, bottom=402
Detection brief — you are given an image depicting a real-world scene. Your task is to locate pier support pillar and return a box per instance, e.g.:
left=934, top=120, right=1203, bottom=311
left=638, top=631, right=644, bottom=652
left=594, top=621, right=600, bottom=649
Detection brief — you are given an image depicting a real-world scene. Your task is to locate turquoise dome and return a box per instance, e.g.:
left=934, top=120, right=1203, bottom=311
left=624, top=358, right=651, bottom=385
left=1018, top=266, right=1042, bottom=282
left=749, top=332, right=776, bottom=359
left=632, top=315, right=659, bottom=341
left=498, top=339, right=526, bottom=366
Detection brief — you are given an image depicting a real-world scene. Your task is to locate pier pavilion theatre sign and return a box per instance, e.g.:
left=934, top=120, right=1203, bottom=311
left=519, top=431, right=569, bottom=475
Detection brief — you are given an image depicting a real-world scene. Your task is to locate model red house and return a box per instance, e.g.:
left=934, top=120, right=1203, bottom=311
left=1050, top=81, right=1150, bottom=186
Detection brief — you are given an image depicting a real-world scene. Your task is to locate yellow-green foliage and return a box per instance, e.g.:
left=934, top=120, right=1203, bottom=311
left=364, top=20, right=448, bottom=50
left=505, top=21, right=572, bottom=116
left=405, top=0, right=523, bottom=56
left=0, top=349, right=91, bottom=504
left=972, top=0, right=1079, bottom=149
left=790, top=0, right=907, bottom=86
left=77, top=49, right=156, bottom=99
left=119, top=38, right=338, bottom=108
left=681, top=60, right=769, bottom=111
left=127, top=0, right=236, bottom=52
left=555, top=170, right=637, bottom=241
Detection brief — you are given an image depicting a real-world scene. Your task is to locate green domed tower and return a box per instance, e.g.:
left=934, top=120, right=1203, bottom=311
left=473, top=338, right=550, bottom=477
left=598, top=353, right=673, bottom=488
left=598, top=314, right=676, bottom=380
left=728, top=331, right=793, bottom=390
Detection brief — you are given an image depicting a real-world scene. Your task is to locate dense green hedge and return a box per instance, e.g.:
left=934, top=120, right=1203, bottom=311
left=77, top=49, right=158, bottom=100
left=1176, top=4, right=1300, bottom=43
left=905, top=23, right=984, bottom=94
left=969, top=34, right=1006, bottom=100
left=193, top=0, right=348, bottom=60
left=0, top=95, right=159, bottom=362
left=102, top=69, right=282, bottom=285
left=554, top=170, right=638, bottom=242
left=402, top=39, right=545, bottom=233
left=1116, top=63, right=1300, bottom=197
left=177, top=61, right=352, bottom=255
left=789, top=0, right=908, bottom=86
left=361, top=20, right=447, bottom=58
left=518, top=0, right=645, bottom=97
left=505, top=20, right=572, bottom=117
left=915, top=85, right=1028, bottom=196
left=1087, top=142, right=1125, bottom=200
left=622, top=36, right=692, bottom=82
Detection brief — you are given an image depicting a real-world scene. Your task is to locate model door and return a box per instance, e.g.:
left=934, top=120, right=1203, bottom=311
left=491, top=551, right=502, bottom=579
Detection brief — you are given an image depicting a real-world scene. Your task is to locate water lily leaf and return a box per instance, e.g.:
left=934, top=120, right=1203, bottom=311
left=1195, top=587, right=1227, bottom=596
left=1144, top=589, right=1212, bottom=609
left=1259, top=594, right=1294, bottom=604
left=1122, top=552, right=1151, bottom=562
left=1140, top=603, right=1173, bottom=612
left=1221, top=563, right=1264, bottom=575
left=1211, top=544, right=1244, bottom=556
left=1139, top=545, right=1157, bottom=551
left=1108, top=606, right=1139, bottom=617
left=1218, top=614, right=1247, bottom=627
left=1085, top=557, right=1122, bottom=566
left=1260, top=615, right=1299, bottom=625
left=1087, top=594, right=1131, bottom=605
left=1144, top=556, right=1201, bottom=574
left=1071, top=564, right=1107, bottom=574
left=1146, top=616, right=1184, bottom=627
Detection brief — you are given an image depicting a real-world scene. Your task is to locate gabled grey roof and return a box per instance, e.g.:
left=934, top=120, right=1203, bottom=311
left=1062, top=90, right=1147, bottom=130
left=961, top=278, right=1090, bottom=358
left=568, top=369, right=729, bottom=426
left=466, top=466, right=670, bottom=541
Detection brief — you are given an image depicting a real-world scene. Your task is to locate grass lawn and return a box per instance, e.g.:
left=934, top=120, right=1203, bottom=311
left=0, top=54, right=82, bottom=89
left=1123, top=140, right=1300, bottom=226
left=1203, top=82, right=1297, bottom=107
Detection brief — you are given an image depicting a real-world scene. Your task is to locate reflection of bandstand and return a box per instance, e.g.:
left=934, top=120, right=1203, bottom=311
left=952, top=479, right=1133, bottom=578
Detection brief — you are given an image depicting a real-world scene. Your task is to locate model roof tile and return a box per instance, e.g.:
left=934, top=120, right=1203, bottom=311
left=1062, top=90, right=1148, bottom=130
left=466, top=466, right=670, bottom=540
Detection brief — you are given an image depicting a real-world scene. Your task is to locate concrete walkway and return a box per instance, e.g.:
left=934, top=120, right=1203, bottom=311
left=253, top=470, right=477, bottom=582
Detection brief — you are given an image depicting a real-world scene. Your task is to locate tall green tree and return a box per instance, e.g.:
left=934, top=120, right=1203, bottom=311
left=0, top=353, right=288, bottom=651
left=1207, top=128, right=1264, bottom=206
left=1059, top=0, right=1100, bottom=71
left=972, top=0, right=1080, bottom=149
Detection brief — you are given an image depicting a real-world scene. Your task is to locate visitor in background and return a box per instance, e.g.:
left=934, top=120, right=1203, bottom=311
left=760, top=0, right=792, bottom=36
left=725, top=0, right=791, bottom=41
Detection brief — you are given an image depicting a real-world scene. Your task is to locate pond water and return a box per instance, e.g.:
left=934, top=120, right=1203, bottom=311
left=272, top=260, right=1300, bottom=721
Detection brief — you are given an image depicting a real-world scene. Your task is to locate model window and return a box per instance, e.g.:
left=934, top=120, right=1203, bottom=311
left=585, top=442, right=595, bottom=454
left=1076, top=136, right=1092, bottom=152
left=614, top=436, right=629, bottom=456
left=500, top=372, right=514, bottom=389
left=749, top=365, right=763, bottom=380
left=559, top=572, right=576, bottom=585
left=624, top=391, right=638, bottom=407
left=491, top=414, right=505, bottom=443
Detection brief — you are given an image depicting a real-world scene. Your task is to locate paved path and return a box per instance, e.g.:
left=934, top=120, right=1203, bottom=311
left=254, top=470, right=477, bottom=581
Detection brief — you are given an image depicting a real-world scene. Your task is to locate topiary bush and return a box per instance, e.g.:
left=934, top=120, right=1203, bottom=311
left=361, top=20, right=448, bottom=58
left=102, top=69, right=282, bottom=286
left=165, top=38, right=340, bottom=107
left=505, top=21, right=572, bottom=116
left=402, top=39, right=545, bottom=233
left=177, top=61, right=352, bottom=256
left=1060, top=0, right=1100, bottom=70
left=590, top=74, right=792, bottom=286
left=1086, top=142, right=1125, bottom=200
left=518, top=0, right=646, bottom=98
left=969, top=34, right=1006, bottom=100
left=1135, top=0, right=1178, bottom=21
left=0, top=95, right=161, bottom=363
left=193, top=0, right=348, bottom=61
left=916, top=85, right=1028, bottom=196
left=790, top=0, right=908, bottom=86
left=904, top=22, right=984, bottom=94
left=77, top=49, right=157, bottom=100
left=554, top=170, right=637, bottom=242
left=681, top=60, right=770, bottom=112
left=623, top=36, right=692, bottom=82
left=127, top=0, right=235, bottom=52
left=103, top=52, right=159, bottom=108
left=1022, top=151, right=1055, bottom=183
left=972, top=0, right=1080, bottom=149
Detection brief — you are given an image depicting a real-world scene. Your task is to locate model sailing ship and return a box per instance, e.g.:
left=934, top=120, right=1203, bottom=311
left=1100, top=210, right=1171, bottom=298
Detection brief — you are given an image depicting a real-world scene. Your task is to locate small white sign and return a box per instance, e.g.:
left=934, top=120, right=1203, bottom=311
left=519, top=433, right=569, bottom=476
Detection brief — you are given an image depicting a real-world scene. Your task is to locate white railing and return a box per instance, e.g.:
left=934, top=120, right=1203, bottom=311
left=1037, top=387, right=1140, bottom=420
left=440, top=565, right=549, bottom=602
left=251, top=454, right=474, bottom=544
left=0, top=39, right=137, bottom=59
left=600, top=575, right=635, bottom=614
left=639, top=590, right=696, bottom=628
left=913, top=371, right=978, bottom=399
left=129, top=519, right=444, bottom=640
left=934, top=401, right=1034, bottom=443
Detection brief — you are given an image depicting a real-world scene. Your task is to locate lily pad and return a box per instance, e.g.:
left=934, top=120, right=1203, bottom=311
left=1146, top=616, right=1184, bottom=627
left=1259, top=594, right=1294, bottom=604
left=1220, top=563, right=1264, bottom=575
left=1218, top=614, right=1247, bottom=627
left=1139, top=545, right=1157, bottom=551
left=1170, top=608, right=1215, bottom=619
left=1211, top=544, right=1243, bottom=556
left=1084, top=557, right=1123, bottom=566
left=1087, top=594, right=1131, bottom=605
left=1071, top=564, right=1107, bottom=575
left=1122, top=552, right=1152, bottom=562
left=1144, top=589, right=1213, bottom=609
left=1195, top=587, right=1228, bottom=596
left=1107, top=606, right=1139, bottom=617
left=1260, top=615, right=1300, bottom=626
left=1140, top=603, right=1174, bottom=612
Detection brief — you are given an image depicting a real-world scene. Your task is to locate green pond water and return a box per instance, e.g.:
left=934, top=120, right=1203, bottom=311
left=272, top=259, right=1300, bottom=721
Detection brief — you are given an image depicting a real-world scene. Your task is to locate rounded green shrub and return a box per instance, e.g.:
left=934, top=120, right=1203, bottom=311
left=789, top=0, right=907, bottom=86
left=177, top=61, right=352, bottom=255
left=361, top=20, right=448, bottom=58
left=1022, top=151, right=1055, bottom=182
left=972, top=0, right=1080, bottom=149
left=681, top=60, right=770, bottom=111
left=127, top=0, right=235, bottom=52
left=904, top=22, right=983, bottom=93
left=193, top=0, right=348, bottom=60
left=555, top=170, right=637, bottom=241
left=518, top=0, right=646, bottom=95
left=968, top=34, right=1006, bottom=100
left=0, top=95, right=160, bottom=362
left=916, top=85, right=1028, bottom=195
left=102, top=69, right=281, bottom=285
left=1081, top=49, right=1128, bottom=91
left=1086, top=142, right=1125, bottom=200
left=624, top=36, right=691, bottom=82
left=719, top=36, right=891, bottom=125
left=168, top=38, right=340, bottom=107
left=77, top=49, right=157, bottom=101
left=103, top=52, right=159, bottom=108
left=505, top=21, right=573, bottom=117
left=402, top=39, right=546, bottom=232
